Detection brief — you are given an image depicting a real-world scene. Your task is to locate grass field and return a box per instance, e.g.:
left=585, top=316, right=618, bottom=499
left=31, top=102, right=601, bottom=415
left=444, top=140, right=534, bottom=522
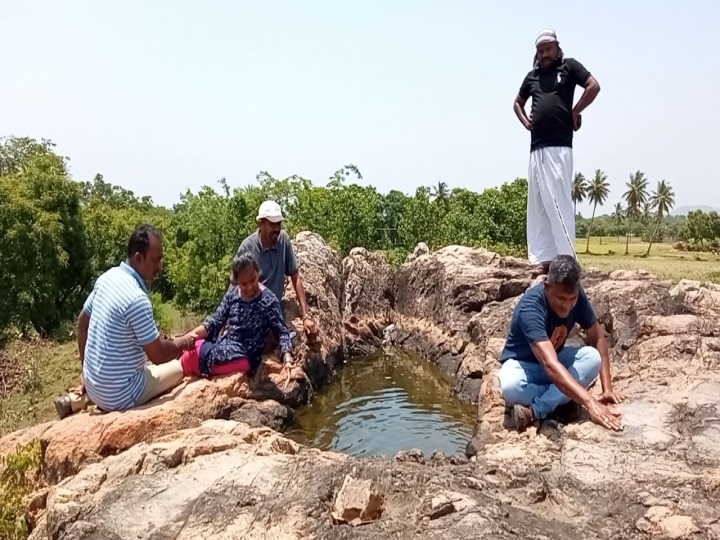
left=577, top=236, right=720, bottom=283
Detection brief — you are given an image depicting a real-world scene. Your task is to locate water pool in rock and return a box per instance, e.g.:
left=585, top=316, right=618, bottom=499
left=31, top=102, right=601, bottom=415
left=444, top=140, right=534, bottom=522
left=284, top=351, right=477, bottom=457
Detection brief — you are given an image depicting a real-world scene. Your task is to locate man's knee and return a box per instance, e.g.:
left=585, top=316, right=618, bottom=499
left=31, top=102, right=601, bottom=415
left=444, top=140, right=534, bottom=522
left=498, top=363, right=525, bottom=403
left=576, top=346, right=602, bottom=383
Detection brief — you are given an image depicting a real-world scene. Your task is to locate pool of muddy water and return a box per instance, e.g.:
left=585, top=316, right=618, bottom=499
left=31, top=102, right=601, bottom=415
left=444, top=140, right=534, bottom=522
left=284, top=351, right=476, bottom=457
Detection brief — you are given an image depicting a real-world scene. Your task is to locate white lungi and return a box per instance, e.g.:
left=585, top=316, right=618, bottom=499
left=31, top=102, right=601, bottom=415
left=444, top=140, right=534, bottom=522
left=526, top=146, right=577, bottom=265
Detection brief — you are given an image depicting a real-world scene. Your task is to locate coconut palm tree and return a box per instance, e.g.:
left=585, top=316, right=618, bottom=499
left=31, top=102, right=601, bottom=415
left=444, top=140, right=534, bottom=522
left=611, top=202, right=625, bottom=242
left=431, top=181, right=450, bottom=209
left=641, top=202, right=653, bottom=225
left=622, top=171, right=649, bottom=254
left=572, top=172, right=587, bottom=216
left=585, top=169, right=611, bottom=253
left=644, top=180, right=676, bottom=256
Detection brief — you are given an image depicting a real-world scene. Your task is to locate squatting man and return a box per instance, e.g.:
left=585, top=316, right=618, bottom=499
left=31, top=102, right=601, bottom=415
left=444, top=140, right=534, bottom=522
left=498, top=255, right=625, bottom=432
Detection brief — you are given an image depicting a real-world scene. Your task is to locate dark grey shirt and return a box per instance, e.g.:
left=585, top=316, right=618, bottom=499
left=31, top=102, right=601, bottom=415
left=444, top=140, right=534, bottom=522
left=236, top=230, right=298, bottom=302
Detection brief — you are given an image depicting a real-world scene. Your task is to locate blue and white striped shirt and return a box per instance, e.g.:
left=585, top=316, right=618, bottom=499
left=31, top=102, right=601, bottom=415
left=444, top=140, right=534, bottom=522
left=82, top=262, right=159, bottom=411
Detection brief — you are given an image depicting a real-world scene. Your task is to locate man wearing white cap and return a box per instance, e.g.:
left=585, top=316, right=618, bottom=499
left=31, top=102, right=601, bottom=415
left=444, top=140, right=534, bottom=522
left=513, top=29, right=601, bottom=274
left=236, top=200, right=317, bottom=337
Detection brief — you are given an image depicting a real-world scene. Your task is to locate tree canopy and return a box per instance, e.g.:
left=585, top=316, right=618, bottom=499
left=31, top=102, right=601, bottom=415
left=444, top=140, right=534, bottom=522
left=0, top=135, right=703, bottom=338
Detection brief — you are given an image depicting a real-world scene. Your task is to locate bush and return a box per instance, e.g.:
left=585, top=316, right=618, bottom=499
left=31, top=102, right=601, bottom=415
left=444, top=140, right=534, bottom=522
left=150, top=293, right=174, bottom=336
left=0, top=440, right=42, bottom=540
left=379, top=248, right=410, bottom=269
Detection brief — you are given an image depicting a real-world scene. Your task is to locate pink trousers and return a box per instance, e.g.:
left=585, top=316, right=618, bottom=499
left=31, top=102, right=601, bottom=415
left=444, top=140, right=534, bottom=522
left=180, top=338, right=250, bottom=377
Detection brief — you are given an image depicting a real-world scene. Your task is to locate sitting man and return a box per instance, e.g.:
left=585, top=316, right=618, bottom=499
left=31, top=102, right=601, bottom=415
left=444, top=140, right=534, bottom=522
left=54, top=224, right=194, bottom=419
left=235, top=199, right=318, bottom=338
left=498, top=254, right=625, bottom=432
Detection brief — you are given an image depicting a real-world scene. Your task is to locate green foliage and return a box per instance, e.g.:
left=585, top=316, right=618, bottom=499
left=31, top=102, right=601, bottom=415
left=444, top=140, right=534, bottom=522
left=0, top=440, right=42, bottom=540
left=14, top=133, right=704, bottom=338
left=166, top=183, right=252, bottom=310
left=681, top=210, right=720, bottom=249
left=0, top=137, right=91, bottom=337
left=150, top=293, right=174, bottom=335
left=379, top=248, right=410, bottom=269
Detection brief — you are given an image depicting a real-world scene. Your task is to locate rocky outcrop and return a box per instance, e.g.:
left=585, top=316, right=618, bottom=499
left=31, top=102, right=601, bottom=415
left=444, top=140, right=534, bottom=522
left=340, top=244, right=720, bottom=538
left=4, top=234, right=720, bottom=539
left=29, top=419, right=641, bottom=540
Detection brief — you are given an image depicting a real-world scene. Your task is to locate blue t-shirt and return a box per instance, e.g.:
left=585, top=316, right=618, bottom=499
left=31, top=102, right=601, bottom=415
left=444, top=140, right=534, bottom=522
left=499, top=282, right=596, bottom=363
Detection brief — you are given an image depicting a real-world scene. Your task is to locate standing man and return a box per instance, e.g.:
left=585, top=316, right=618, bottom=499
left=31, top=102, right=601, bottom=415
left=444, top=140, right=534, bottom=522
left=513, top=29, right=601, bottom=274
left=54, top=224, right=194, bottom=419
left=236, top=200, right=318, bottom=338
left=497, top=255, right=624, bottom=432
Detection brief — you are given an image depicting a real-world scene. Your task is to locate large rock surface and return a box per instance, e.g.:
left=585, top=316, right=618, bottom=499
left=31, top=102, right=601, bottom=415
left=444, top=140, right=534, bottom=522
left=3, top=237, right=720, bottom=539
left=30, top=420, right=620, bottom=540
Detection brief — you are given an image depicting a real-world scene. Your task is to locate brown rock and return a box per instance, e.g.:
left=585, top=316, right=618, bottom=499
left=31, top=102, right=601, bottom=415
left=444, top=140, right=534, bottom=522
left=659, top=515, right=701, bottom=539
left=342, top=247, right=394, bottom=320
left=331, top=474, right=384, bottom=526
left=5, top=235, right=720, bottom=539
left=285, top=231, right=346, bottom=384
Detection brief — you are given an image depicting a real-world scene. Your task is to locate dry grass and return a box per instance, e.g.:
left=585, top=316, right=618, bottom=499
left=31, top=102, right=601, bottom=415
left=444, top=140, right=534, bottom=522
left=0, top=340, right=79, bottom=436
left=577, top=237, right=720, bottom=284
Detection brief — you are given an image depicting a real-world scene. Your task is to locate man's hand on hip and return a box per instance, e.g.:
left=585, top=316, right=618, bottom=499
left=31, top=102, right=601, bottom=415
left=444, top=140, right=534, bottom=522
left=572, top=111, right=582, bottom=131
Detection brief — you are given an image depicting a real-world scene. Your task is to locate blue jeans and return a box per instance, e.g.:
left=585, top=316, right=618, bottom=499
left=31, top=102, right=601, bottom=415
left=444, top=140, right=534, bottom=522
left=498, top=346, right=602, bottom=420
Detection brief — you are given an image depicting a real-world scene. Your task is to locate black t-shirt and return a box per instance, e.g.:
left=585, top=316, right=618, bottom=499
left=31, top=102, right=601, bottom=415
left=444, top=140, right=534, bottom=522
left=518, top=57, right=591, bottom=152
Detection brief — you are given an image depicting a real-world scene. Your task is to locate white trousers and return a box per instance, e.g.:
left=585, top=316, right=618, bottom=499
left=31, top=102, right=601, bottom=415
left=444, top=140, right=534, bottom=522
left=526, top=146, right=577, bottom=265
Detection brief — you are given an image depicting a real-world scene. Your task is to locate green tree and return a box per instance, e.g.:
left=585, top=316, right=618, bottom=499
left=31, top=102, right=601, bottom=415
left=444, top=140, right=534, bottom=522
left=644, top=180, right=676, bottom=256
left=572, top=172, right=587, bottom=215
left=430, top=180, right=451, bottom=210
left=623, top=171, right=649, bottom=254
left=684, top=210, right=719, bottom=248
left=0, top=137, right=90, bottom=336
left=398, top=186, right=440, bottom=249
left=167, top=184, right=252, bottom=310
left=610, top=202, right=625, bottom=241
left=584, top=170, right=611, bottom=253
left=379, top=190, right=407, bottom=248
left=327, top=183, right=384, bottom=253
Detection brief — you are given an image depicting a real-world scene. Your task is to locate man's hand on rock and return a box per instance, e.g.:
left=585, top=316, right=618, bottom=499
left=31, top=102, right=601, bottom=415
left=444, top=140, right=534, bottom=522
left=598, top=388, right=626, bottom=405
left=586, top=398, right=623, bottom=432
left=303, top=316, right=318, bottom=337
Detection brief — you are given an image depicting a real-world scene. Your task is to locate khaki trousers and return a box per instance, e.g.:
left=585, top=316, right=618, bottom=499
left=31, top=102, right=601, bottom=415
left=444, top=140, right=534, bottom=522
left=69, top=360, right=184, bottom=413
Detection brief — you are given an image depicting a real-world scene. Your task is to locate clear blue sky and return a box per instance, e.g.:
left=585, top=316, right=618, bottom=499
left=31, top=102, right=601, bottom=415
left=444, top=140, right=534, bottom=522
left=2, top=0, right=718, bottom=215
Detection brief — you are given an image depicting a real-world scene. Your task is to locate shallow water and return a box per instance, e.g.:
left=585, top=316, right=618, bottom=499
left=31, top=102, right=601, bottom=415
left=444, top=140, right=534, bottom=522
left=284, top=351, right=477, bottom=458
